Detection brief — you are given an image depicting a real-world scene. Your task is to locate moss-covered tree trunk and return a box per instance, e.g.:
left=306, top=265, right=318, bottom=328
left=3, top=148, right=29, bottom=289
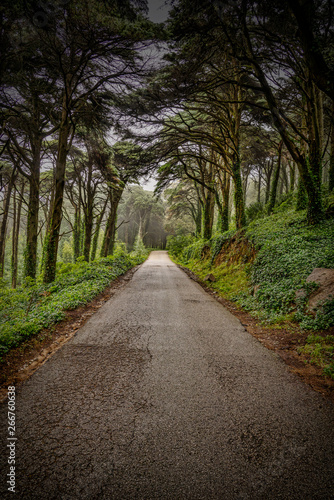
left=216, top=180, right=230, bottom=233
left=43, top=96, right=71, bottom=283
left=90, top=198, right=107, bottom=261
left=24, top=139, right=41, bottom=280
left=265, top=159, right=274, bottom=204
left=0, top=169, right=16, bottom=278
left=73, top=206, right=81, bottom=261
left=216, top=170, right=230, bottom=233
left=289, top=161, right=296, bottom=192
left=100, top=186, right=124, bottom=258
left=11, top=181, right=24, bottom=288
left=233, top=158, right=246, bottom=230
left=330, top=106, right=334, bottom=191
left=267, top=141, right=283, bottom=215
left=195, top=199, right=202, bottom=237
left=201, top=188, right=215, bottom=240
left=83, top=162, right=94, bottom=262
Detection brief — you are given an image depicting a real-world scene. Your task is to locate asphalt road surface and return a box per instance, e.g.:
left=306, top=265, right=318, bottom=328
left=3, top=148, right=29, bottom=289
left=1, top=251, right=334, bottom=499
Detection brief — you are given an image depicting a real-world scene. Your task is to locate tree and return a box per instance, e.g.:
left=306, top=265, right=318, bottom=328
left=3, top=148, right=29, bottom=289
left=99, top=141, right=145, bottom=257
left=3, top=73, right=59, bottom=279
left=152, top=0, right=332, bottom=224
left=165, top=181, right=202, bottom=236
left=117, top=185, right=165, bottom=249
left=39, top=0, right=154, bottom=282
left=0, top=165, right=16, bottom=277
left=11, top=177, right=25, bottom=288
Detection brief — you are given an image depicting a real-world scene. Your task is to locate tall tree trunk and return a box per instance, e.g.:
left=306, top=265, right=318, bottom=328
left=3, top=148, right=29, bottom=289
left=83, top=162, right=94, bottom=262
left=73, top=206, right=81, bottom=261
left=265, top=159, right=274, bottom=204
left=215, top=193, right=223, bottom=233
left=124, top=203, right=130, bottom=250
left=216, top=171, right=230, bottom=233
left=24, top=140, right=41, bottom=280
left=0, top=168, right=16, bottom=277
left=201, top=188, right=215, bottom=240
left=90, top=198, right=108, bottom=262
left=267, top=141, right=283, bottom=215
left=282, top=162, right=289, bottom=194
left=43, top=100, right=71, bottom=283
left=257, top=170, right=261, bottom=204
left=100, top=186, right=124, bottom=258
left=330, top=108, right=334, bottom=192
left=11, top=182, right=24, bottom=288
left=289, top=161, right=296, bottom=192
left=195, top=213, right=202, bottom=237
left=233, top=160, right=246, bottom=230
left=195, top=198, right=202, bottom=237
left=83, top=213, right=93, bottom=262
left=296, top=177, right=308, bottom=210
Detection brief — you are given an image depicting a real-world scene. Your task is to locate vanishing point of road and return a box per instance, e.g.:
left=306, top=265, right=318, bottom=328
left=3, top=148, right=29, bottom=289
left=1, top=251, right=334, bottom=499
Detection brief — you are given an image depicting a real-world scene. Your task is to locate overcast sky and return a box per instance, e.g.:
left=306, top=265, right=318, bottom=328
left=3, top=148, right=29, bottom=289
left=147, top=0, right=170, bottom=23
left=139, top=1, right=170, bottom=191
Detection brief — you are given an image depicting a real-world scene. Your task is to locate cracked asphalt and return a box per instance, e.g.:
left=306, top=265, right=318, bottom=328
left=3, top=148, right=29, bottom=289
left=1, top=250, right=334, bottom=499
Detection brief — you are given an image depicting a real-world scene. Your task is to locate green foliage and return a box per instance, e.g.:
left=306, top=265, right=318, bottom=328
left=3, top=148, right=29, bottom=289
left=170, top=209, right=334, bottom=330
left=298, top=334, right=334, bottom=379
left=180, top=239, right=208, bottom=263
left=210, top=230, right=236, bottom=264
left=131, top=236, right=149, bottom=259
left=248, top=211, right=334, bottom=316
left=166, top=234, right=195, bottom=257
left=296, top=299, right=334, bottom=331
left=245, top=202, right=265, bottom=222
left=274, top=192, right=297, bottom=213
left=0, top=252, right=146, bottom=359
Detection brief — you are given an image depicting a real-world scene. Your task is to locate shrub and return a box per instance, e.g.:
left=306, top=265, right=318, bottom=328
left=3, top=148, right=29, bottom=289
left=166, top=234, right=195, bottom=258
left=246, top=202, right=265, bottom=222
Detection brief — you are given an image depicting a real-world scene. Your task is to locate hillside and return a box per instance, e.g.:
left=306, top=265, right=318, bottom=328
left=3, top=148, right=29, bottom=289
left=168, top=209, right=334, bottom=383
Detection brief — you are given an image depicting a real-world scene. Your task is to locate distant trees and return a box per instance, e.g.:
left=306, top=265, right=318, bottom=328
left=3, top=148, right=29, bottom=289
left=117, top=186, right=167, bottom=250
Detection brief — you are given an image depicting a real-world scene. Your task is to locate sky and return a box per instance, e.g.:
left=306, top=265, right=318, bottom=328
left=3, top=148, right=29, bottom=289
left=140, top=1, right=171, bottom=191
left=147, top=0, right=170, bottom=23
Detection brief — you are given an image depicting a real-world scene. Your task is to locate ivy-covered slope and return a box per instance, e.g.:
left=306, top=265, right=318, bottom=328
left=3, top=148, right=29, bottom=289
left=167, top=210, right=334, bottom=378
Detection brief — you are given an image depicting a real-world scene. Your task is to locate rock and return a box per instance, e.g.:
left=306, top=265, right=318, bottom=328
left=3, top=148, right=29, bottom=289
left=306, top=268, right=334, bottom=311
left=204, top=273, right=216, bottom=282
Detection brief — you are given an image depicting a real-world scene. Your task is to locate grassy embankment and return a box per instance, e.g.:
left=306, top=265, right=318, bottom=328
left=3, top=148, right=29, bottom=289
left=0, top=249, right=147, bottom=361
left=168, top=209, right=334, bottom=379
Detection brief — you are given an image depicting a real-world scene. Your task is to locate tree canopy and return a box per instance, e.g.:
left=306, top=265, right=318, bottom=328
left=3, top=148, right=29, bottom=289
left=0, top=0, right=333, bottom=285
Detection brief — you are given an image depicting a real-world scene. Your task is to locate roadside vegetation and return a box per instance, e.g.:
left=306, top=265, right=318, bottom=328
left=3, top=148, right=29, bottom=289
left=167, top=205, right=334, bottom=380
left=0, top=248, right=147, bottom=360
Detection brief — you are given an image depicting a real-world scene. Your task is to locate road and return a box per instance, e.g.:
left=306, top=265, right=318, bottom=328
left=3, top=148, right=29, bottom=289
left=1, top=251, right=334, bottom=499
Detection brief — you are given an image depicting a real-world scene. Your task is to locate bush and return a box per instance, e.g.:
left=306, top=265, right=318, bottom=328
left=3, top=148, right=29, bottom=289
left=180, top=239, right=208, bottom=263
left=246, top=202, right=265, bottom=222
left=166, top=234, right=195, bottom=258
